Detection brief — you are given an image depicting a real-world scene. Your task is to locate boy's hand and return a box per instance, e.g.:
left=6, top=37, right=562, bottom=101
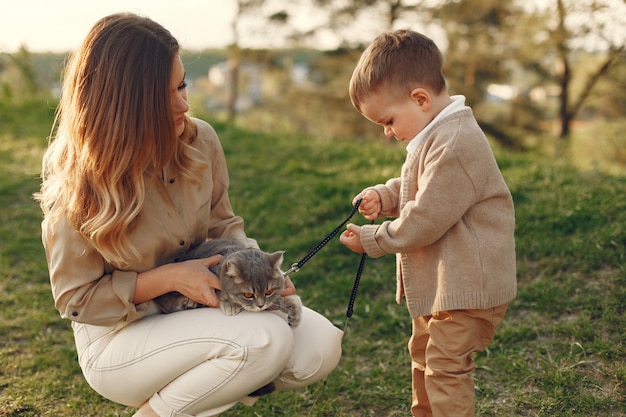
left=281, top=274, right=297, bottom=296
left=354, top=189, right=381, bottom=220
left=340, top=223, right=365, bottom=253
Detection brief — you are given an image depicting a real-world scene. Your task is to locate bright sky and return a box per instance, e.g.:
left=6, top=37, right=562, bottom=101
left=0, top=0, right=240, bottom=53
left=6, top=0, right=622, bottom=55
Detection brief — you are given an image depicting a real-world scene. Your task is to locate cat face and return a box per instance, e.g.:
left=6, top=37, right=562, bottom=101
left=221, top=249, right=285, bottom=312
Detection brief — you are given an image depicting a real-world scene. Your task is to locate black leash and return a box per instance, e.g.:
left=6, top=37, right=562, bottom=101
left=345, top=252, right=367, bottom=319
left=292, top=200, right=373, bottom=417
left=282, top=199, right=363, bottom=276
left=343, top=220, right=374, bottom=334
left=281, top=198, right=372, bottom=335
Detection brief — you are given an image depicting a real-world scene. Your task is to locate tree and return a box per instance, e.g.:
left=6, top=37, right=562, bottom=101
left=429, top=0, right=520, bottom=104
left=225, top=0, right=294, bottom=122
left=0, top=47, right=41, bottom=101
left=555, top=0, right=624, bottom=139
left=519, top=0, right=626, bottom=141
left=231, top=0, right=625, bottom=145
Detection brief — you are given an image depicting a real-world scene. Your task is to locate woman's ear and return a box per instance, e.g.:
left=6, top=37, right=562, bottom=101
left=411, top=88, right=431, bottom=111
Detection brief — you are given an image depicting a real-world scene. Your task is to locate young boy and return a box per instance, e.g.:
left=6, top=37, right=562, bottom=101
left=339, top=30, right=517, bottom=417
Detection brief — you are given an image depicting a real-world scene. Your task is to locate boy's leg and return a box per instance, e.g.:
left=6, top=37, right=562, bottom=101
left=424, top=305, right=508, bottom=417
left=409, top=315, right=433, bottom=417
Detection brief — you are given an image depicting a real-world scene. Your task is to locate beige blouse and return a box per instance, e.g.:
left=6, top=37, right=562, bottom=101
left=42, top=119, right=256, bottom=327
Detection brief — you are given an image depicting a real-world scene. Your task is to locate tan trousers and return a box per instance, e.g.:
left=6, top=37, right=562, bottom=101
left=409, top=305, right=508, bottom=417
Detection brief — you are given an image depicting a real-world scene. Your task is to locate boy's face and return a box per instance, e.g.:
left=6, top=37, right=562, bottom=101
left=359, top=90, right=431, bottom=142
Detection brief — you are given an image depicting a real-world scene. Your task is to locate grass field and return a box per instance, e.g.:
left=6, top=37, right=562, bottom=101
left=1, top=102, right=625, bottom=416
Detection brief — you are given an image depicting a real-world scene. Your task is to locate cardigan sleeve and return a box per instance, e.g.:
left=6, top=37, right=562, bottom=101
left=367, top=177, right=401, bottom=218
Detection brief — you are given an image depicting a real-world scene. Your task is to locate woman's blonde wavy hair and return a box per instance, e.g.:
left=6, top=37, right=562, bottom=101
left=36, top=13, right=206, bottom=267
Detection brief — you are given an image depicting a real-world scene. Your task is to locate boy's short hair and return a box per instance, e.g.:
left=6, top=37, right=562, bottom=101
left=349, top=29, right=446, bottom=112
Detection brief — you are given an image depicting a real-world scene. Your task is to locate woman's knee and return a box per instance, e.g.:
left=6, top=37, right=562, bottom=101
left=242, top=311, right=295, bottom=372
left=274, top=307, right=343, bottom=389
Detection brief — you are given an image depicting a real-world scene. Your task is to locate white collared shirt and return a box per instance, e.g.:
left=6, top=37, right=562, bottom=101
left=406, top=95, right=469, bottom=154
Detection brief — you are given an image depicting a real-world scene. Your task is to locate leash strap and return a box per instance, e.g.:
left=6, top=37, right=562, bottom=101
left=305, top=206, right=373, bottom=417
left=345, top=252, right=367, bottom=319
left=283, top=198, right=363, bottom=276
left=343, top=219, right=374, bottom=334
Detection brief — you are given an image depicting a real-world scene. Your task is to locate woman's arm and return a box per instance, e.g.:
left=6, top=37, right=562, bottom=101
left=43, top=214, right=144, bottom=326
left=133, top=256, right=223, bottom=307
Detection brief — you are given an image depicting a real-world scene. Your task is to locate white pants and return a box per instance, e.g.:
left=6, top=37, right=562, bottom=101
left=73, top=306, right=343, bottom=416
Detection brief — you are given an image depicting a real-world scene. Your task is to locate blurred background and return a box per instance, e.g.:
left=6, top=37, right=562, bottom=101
left=1, top=0, right=625, bottom=173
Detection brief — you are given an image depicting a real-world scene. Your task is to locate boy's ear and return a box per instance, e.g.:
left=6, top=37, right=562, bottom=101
left=410, top=88, right=431, bottom=110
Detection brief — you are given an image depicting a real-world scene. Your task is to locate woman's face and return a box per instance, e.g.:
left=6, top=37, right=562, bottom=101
left=170, top=52, right=189, bottom=137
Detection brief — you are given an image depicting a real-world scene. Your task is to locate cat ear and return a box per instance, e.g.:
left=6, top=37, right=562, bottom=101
left=224, top=260, right=242, bottom=278
left=268, top=251, right=285, bottom=268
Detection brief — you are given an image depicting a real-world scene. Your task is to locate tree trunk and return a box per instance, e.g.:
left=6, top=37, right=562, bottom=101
left=559, top=59, right=570, bottom=140
left=227, top=52, right=239, bottom=123
left=556, top=0, right=571, bottom=144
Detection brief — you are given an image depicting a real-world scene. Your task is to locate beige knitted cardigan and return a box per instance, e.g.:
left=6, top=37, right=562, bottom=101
left=359, top=108, right=517, bottom=318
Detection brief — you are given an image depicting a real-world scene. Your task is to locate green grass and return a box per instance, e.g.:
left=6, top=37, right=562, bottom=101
left=1, top=103, right=625, bottom=416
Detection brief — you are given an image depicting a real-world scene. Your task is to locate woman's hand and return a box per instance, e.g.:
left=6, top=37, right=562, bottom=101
left=134, top=254, right=223, bottom=307
left=173, top=255, right=223, bottom=307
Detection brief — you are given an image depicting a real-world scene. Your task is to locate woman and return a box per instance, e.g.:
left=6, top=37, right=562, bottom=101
left=36, top=13, right=342, bottom=417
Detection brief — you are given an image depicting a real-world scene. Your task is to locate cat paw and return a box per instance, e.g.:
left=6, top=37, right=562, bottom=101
left=155, top=295, right=198, bottom=313
left=286, top=295, right=302, bottom=327
left=182, top=299, right=199, bottom=310
left=287, top=313, right=301, bottom=327
left=220, top=301, right=243, bottom=316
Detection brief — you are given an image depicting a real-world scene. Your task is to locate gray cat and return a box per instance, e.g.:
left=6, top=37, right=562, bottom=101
left=155, top=238, right=302, bottom=327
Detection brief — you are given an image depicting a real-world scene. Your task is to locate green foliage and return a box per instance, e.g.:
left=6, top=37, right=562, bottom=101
left=1, top=104, right=625, bottom=416
left=0, top=49, right=61, bottom=103
left=0, top=100, right=57, bottom=140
